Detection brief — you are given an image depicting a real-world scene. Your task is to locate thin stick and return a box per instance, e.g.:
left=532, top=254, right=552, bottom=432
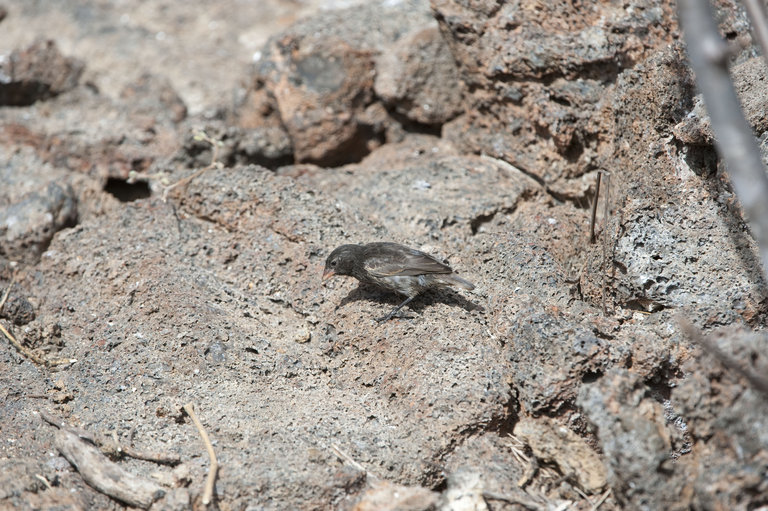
left=41, top=410, right=179, bottom=464
left=46, top=357, right=78, bottom=367
left=119, top=444, right=181, bottom=466
left=40, top=410, right=66, bottom=429
left=482, top=491, right=545, bottom=511
left=40, top=410, right=97, bottom=443
left=183, top=403, right=218, bottom=506
left=743, top=0, right=768, bottom=70
left=34, top=474, right=53, bottom=490
left=480, top=154, right=526, bottom=176
left=162, top=132, right=222, bottom=202
left=600, top=172, right=611, bottom=315
left=0, top=273, right=15, bottom=313
left=331, top=443, right=379, bottom=482
left=0, top=322, right=44, bottom=365
left=590, top=488, right=612, bottom=511
left=589, top=171, right=603, bottom=244
left=678, top=0, right=768, bottom=281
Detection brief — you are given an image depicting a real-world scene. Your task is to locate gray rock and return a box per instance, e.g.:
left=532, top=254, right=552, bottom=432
left=577, top=370, right=686, bottom=510
left=375, top=26, right=462, bottom=125
left=0, top=182, right=77, bottom=263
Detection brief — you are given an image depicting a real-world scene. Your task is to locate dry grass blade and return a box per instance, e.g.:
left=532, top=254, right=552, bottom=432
left=483, top=490, right=546, bottom=511
left=331, top=443, right=379, bottom=482
left=0, top=273, right=15, bottom=312
left=601, top=172, right=611, bottom=315
left=183, top=403, right=218, bottom=506
left=590, top=488, right=612, bottom=511
left=0, top=322, right=45, bottom=365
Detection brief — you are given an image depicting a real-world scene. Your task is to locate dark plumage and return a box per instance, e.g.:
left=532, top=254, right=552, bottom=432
left=322, top=242, right=475, bottom=322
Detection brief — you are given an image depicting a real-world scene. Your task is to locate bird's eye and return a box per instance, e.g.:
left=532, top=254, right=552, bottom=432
left=331, top=260, right=337, bottom=267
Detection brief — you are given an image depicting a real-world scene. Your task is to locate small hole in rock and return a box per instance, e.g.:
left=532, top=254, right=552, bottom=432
left=104, top=178, right=151, bottom=202
left=581, top=370, right=603, bottom=383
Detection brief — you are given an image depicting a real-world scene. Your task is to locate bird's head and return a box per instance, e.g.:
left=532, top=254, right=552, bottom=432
left=322, top=244, right=360, bottom=281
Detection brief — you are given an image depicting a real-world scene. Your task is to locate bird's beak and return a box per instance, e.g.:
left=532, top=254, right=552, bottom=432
left=322, top=268, right=335, bottom=282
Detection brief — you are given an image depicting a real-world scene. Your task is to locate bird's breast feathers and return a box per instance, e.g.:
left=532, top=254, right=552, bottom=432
left=370, top=274, right=429, bottom=296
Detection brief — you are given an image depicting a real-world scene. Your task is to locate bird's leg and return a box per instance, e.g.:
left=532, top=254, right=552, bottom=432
left=376, top=296, right=415, bottom=322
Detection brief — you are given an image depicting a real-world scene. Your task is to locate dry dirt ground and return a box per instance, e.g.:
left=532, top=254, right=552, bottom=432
left=1, top=0, right=768, bottom=510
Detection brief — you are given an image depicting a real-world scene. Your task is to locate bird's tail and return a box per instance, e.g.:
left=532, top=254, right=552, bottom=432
left=438, top=274, right=475, bottom=291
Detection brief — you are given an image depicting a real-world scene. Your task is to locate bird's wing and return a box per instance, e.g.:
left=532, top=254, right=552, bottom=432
left=363, top=243, right=452, bottom=277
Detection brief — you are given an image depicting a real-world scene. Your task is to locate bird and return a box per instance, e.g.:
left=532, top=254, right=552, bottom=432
left=322, top=242, right=475, bottom=322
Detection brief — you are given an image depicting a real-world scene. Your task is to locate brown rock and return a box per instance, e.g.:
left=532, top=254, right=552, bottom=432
left=674, top=56, right=768, bottom=145
left=260, top=36, right=376, bottom=165
left=433, top=0, right=676, bottom=182
left=0, top=40, right=84, bottom=106
left=0, top=293, right=35, bottom=326
left=375, top=26, right=462, bottom=125
left=514, top=417, right=607, bottom=494
left=120, top=73, right=187, bottom=124
left=234, top=80, right=294, bottom=167
left=255, top=0, right=435, bottom=165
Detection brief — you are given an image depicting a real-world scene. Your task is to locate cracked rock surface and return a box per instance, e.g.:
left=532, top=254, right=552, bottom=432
left=1, top=0, right=767, bottom=510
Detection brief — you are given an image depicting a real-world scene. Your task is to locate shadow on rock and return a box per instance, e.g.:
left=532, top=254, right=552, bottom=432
left=337, top=282, right=483, bottom=320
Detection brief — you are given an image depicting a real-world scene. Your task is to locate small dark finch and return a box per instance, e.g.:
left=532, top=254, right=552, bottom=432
left=322, top=242, right=475, bottom=322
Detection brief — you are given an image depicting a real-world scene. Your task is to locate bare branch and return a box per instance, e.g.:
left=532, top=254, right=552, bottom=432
left=678, top=0, right=768, bottom=282
left=743, top=0, right=768, bottom=69
left=55, top=429, right=165, bottom=509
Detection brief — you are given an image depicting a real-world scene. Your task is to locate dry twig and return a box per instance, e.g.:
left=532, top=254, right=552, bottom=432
left=56, top=428, right=165, bottom=509
left=162, top=132, right=223, bottom=202
left=0, top=322, right=45, bottom=365
left=601, top=172, right=611, bottom=315
left=589, top=171, right=603, bottom=244
left=41, top=410, right=165, bottom=508
left=41, top=410, right=180, bottom=465
left=183, top=402, right=218, bottom=506
left=483, top=490, right=546, bottom=511
left=34, top=474, right=53, bottom=490
left=118, top=444, right=181, bottom=466
left=590, top=488, right=612, bottom=511
left=678, top=0, right=768, bottom=281
left=743, top=0, right=768, bottom=68
left=40, top=410, right=95, bottom=442
left=0, top=273, right=15, bottom=312
left=331, top=443, right=380, bottom=482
